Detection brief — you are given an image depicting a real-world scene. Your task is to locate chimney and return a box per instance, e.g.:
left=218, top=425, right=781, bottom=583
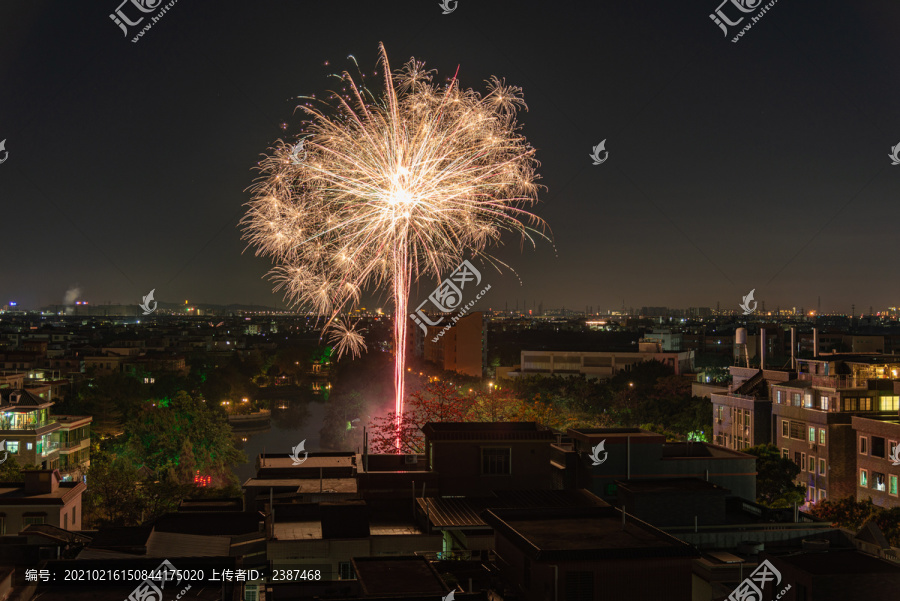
left=791, top=327, right=796, bottom=371
left=760, top=328, right=766, bottom=370
left=23, top=470, right=59, bottom=495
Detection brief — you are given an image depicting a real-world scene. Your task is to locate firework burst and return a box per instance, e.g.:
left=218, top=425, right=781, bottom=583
left=242, top=43, right=549, bottom=449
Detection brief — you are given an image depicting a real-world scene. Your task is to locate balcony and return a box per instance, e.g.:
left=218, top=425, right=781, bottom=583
left=40, top=442, right=59, bottom=457
left=797, top=373, right=867, bottom=389
left=59, top=438, right=88, bottom=451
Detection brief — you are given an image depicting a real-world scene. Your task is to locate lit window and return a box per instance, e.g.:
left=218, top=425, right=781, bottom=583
left=860, top=437, right=868, bottom=455
left=891, top=476, right=898, bottom=497
left=874, top=472, right=886, bottom=492
left=808, top=427, right=816, bottom=442
left=26, top=443, right=32, bottom=450
left=821, top=396, right=829, bottom=411
left=776, top=390, right=783, bottom=404
left=860, top=469, right=868, bottom=487
left=819, top=458, right=826, bottom=476
left=819, top=429, right=826, bottom=445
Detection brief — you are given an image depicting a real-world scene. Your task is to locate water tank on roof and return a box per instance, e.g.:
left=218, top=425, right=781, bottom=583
left=736, top=328, right=747, bottom=345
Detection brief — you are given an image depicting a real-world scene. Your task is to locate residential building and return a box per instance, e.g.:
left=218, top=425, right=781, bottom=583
left=560, top=428, right=757, bottom=502
left=422, top=311, right=486, bottom=377
left=53, top=415, right=92, bottom=480
left=483, top=506, right=698, bottom=601
left=0, top=389, right=60, bottom=469
left=771, top=355, right=900, bottom=505
left=422, top=422, right=554, bottom=496
left=0, top=470, right=85, bottom=533
left=852, top=415, right=900, bottom=508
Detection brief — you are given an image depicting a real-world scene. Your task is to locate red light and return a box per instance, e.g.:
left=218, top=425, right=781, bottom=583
left=193, top=471, right=211, bottom=487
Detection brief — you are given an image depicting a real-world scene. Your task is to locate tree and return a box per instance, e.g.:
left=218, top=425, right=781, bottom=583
left=82, top=454, right=145, bottom=528
left=125, top=391, right=245, bottom=489
left=745, top=444, right=805, bottom=508
left=0, top=455, right=38, bottom=482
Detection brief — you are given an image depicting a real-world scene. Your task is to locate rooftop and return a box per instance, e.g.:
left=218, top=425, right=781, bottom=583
left=616, top=478, right=729, bottom=494
left=353, top=556, right=450, bottom=596
left=768, top=549, right=900, bottom=575
left=483, top=506, right=698, bottom=561
left=419, top=488, right=607, bottom=529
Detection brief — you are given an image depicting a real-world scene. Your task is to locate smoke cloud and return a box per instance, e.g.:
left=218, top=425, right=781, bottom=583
left=63, top=286, right=81, bottom=306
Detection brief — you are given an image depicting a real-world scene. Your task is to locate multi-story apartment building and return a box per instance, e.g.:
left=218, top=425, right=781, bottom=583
left=53, top=415, right=92, bottom=481
left=711, top=367, right=793, bottom=451
left=771, top=355, right=900, bottom=505
left=0, top=390, right=60, bottom=469
left=851, top=415, right=900, bottom=508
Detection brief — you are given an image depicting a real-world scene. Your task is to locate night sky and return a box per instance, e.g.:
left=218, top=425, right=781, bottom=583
left=2, top=1, right=898, bottom=314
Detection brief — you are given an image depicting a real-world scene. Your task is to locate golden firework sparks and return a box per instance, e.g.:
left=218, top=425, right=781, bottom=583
left=242, top=43, right=549, bottom=449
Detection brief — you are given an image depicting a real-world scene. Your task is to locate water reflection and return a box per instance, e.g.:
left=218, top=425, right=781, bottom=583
left=231, top=384, right=327, bottom=482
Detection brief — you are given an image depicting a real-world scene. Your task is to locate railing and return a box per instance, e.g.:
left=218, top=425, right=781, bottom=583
left=41, top=442, right=59, bottom=456
left=59, top=438, right=88, bottom=451
left=797, top=373, right=867, bottom=389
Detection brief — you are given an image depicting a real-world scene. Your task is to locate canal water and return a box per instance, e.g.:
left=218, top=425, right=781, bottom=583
left=230, top=390, right=330, bottom=483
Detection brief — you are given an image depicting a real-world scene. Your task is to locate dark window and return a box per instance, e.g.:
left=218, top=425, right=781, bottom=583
left=481, top=447, right=511, bottom=475
left=790, top=421, right=805, bottom=440
left=781, top=421, right=789, bottom=437
left=797, top=583, right=807, bottom=601
left=872, top=437, right=886, bottom=458
left=338, top=562, right=355, bottom=580
left=794, top=451, right=802, bottom=466
left=564, top=571, right=594, bottom=601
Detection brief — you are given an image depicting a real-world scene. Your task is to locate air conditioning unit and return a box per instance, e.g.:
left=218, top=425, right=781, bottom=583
left=808, top=442, right=817, bottom=451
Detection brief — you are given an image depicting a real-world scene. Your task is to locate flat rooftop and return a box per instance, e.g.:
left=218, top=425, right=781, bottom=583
left=257, top=454, right=355, bottom=470
left=242, top=477, right=357, bottom=494
left=616, top=478, right=728, bottom=494
left=353, top=556, right=449, bottom=596
left=422, top=421, right=554, bottom=441
left=769, top=549, right=900, bottom=575
left=484, top=506, right=697, bottom=561
left=273, top=521, right=422, bottom=540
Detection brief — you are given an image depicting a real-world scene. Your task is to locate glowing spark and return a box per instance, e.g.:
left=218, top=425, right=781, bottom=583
left=242, top=43, right=549, bottom=450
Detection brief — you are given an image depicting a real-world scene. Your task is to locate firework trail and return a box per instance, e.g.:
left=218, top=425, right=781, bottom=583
left=242, top=43, right=549, bottom=450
